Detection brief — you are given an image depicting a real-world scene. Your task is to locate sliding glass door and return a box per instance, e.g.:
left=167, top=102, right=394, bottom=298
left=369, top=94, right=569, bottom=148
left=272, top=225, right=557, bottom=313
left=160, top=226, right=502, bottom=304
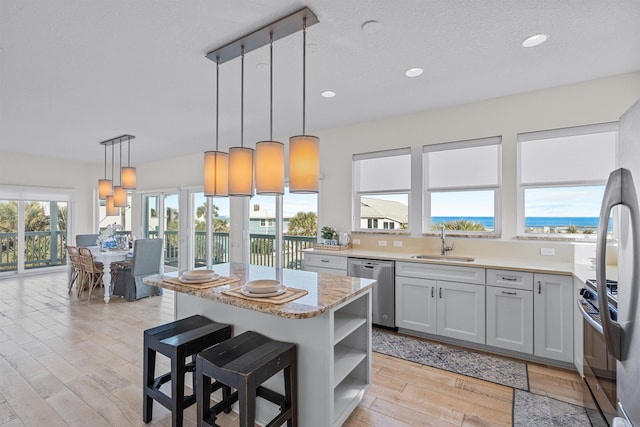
left=142, top=193, right=180, bottom=271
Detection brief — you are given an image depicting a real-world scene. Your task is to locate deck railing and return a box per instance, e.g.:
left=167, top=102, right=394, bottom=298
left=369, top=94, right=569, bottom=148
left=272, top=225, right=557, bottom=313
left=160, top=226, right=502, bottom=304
left=0, top=231, right=68, bottom=271
left=0, top=230, right=315, bottom=272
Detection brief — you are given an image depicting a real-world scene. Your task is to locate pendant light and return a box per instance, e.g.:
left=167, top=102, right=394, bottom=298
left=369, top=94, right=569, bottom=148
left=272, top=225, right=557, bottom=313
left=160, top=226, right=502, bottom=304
left=105, top=144, right=120, bottom=216
left=98, top=143, right=112, bottom=199
left=121, top=136, right=136, bottom=189
left=228, top=48, right=255, bottom=197
left=289, top=17, right=319, bottom=194
left=204, top=60, right=229, bottom=197
left=113, top=142, right=128, bottom=207
left=256, top=34, right=285, bottom=195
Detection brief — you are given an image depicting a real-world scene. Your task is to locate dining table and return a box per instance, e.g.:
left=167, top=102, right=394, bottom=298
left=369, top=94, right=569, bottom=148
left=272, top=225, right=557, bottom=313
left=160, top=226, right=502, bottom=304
left=88, top=246, right=130, bottom=303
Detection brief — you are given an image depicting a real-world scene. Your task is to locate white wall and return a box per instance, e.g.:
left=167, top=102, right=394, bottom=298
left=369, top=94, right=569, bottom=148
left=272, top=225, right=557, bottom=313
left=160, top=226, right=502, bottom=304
left=316, top=72, right=640, bottom=241
left=0, top=151, right=98, bottom=236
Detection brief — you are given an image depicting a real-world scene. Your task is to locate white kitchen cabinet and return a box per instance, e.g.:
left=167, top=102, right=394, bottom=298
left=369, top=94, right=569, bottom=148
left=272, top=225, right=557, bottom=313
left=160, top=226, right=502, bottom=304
left=533, top=273, right=574, bottom=363
left=486, top=285, right=533, bottom=353
left=573, top=276, right=584, bottom=376
left=437, top=280, right=486, bottom=344
left=395, top=276, right=437, bottom=334
left=396, top=262, right=485, bottom=345
left=303, top=253, right=348, bottom=276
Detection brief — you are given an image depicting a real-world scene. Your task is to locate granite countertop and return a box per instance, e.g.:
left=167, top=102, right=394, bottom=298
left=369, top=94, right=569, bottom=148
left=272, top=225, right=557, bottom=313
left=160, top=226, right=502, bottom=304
left=143, top=262, right=376, bottom=320
left=303, top=247, right=618, bottom=282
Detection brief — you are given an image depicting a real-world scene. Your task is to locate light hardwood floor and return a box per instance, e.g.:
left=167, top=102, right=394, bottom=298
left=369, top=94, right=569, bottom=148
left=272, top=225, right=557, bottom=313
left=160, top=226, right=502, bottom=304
left=0, top=271, right=593, bottom=426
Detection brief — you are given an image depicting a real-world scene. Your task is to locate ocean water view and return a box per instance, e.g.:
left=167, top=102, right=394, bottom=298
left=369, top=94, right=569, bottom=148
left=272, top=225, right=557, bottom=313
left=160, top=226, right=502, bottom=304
left=432, top=216, right=613, bottom=232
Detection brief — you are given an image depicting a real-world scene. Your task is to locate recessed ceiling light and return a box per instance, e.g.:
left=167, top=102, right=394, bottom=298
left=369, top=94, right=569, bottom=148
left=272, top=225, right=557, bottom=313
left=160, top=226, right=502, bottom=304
left=321, top=90, right=336, bottom=98
left=522, top=34, right=548, bottom=48
left=405, top=67, right=423, bottom=78
left=361, top=20, right=381, bottom=34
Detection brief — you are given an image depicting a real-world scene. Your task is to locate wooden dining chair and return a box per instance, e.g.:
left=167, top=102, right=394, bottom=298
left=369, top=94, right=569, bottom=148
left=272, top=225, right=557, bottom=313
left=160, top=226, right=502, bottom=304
left=78, top=247, right=104, bottom=301
left=67, top=246, right=82, bottom=294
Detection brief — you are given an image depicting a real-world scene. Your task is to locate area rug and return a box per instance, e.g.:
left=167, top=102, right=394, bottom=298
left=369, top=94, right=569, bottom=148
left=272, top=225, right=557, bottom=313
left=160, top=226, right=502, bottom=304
left=372, top=329, right=592, bottom=426
left=513, top=389, right=591, bottom=427
left=372, top=329, right=529, bottom=390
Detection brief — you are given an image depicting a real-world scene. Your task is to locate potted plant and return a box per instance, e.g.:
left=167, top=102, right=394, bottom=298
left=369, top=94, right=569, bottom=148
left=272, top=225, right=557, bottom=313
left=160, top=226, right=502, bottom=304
left=321, top=226, right=336, bottom=245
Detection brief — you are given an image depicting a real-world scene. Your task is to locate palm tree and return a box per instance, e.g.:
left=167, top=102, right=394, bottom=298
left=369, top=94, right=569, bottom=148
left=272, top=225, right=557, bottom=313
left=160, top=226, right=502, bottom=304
left=286, top=212, right=317, bottom=236
left=432, top=219, right=486, bottom=232
left=195, top=202, right=229, bottom=232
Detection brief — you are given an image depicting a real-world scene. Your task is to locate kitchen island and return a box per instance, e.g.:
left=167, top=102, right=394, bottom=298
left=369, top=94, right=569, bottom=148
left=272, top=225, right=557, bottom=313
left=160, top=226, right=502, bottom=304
left=144, top=262, right=376, bottom=427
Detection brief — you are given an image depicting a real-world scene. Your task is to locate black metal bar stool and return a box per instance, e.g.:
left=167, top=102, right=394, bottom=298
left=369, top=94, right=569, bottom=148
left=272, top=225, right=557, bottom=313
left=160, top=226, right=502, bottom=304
left=196, top=330, right=298, bottom=427
left=143, top=315, right=232, bottom=427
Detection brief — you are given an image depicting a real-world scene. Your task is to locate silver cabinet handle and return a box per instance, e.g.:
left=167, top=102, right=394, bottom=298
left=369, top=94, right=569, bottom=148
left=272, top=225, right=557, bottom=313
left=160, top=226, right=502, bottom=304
left=320, top=259, right=330, bottom=263
left=537, top=281, right=541, bottom=294
left=501, top=290, right=517, bottom=295
left=431, top=287, right=434, bottom=298
left=439, top=287, right=442, bottom=298
left=501, top=276, right=517, bottom=282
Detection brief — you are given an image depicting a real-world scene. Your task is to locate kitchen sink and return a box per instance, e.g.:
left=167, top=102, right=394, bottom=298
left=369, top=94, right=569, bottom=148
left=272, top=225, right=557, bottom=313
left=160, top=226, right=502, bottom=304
left=410, top=254, right=475, bottom=262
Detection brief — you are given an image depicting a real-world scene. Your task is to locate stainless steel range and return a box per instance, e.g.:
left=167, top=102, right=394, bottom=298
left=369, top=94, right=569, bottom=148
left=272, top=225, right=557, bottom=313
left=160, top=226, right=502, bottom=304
left=578, top=279, right=618, bottom=426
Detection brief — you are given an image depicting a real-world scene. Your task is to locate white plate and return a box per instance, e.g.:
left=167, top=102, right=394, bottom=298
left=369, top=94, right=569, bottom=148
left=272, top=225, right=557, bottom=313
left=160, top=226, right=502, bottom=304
left=182, top=269, right=217, bottom=280
left=244, top=279, right=281, bottom=294
left=178, top=274, right=220, bottom=284
left=240, top=286, right=287, bottom=298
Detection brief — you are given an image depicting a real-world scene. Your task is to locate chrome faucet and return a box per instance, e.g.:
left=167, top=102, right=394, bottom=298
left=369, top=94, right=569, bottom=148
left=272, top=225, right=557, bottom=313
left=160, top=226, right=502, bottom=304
left=440, top=225, right=454, bottom=256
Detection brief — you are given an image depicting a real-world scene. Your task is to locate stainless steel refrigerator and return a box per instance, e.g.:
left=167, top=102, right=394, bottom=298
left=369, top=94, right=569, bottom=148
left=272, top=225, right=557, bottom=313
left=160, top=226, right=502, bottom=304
left=597, top=98, right=640, bottom=426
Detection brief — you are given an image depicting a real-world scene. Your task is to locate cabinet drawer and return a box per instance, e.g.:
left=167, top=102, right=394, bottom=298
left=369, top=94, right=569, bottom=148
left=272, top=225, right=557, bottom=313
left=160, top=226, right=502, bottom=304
left=396, top=261, right=485, bottom=285
left=487, top=269, right=533, bottom=291
left=304, top=253, right=348, bottom=270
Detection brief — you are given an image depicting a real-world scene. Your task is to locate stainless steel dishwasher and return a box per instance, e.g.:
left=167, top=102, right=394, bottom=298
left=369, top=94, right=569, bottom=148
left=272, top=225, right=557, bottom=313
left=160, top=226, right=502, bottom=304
left=347, top=258, right=395, bottom=329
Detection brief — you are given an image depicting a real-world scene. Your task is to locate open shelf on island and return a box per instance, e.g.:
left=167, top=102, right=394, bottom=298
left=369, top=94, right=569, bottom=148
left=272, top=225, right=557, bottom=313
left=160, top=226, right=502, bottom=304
left=334, top=312, right=367, bottom=344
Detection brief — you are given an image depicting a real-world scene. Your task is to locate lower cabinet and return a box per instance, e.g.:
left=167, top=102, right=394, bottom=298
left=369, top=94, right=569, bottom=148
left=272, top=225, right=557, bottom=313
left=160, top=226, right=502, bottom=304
left=437, top=281, right=485, bottom=344
left=486, top=286, right=533, bottom=353
left=396, top=275, right=485, bottom=345
left=303, top=253, right=348, bottom=276
left=533, top=273, right=574, bottom=363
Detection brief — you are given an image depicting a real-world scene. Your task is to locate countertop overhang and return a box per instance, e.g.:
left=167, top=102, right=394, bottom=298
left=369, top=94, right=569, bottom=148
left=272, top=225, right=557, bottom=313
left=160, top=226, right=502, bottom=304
left=143, top=262, right=376, bottom=320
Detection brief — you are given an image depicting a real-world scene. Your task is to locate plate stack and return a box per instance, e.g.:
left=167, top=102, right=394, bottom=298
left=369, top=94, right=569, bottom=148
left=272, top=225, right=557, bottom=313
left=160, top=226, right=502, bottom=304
left=179, top=269, right=220, bottom=284
left=241, top=280, right=286, bottom=298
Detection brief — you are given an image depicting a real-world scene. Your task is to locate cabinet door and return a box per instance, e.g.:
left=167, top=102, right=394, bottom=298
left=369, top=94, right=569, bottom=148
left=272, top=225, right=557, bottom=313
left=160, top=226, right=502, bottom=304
left=395, top=276, right=436, bottom=334
left=303, top=253, right=347, bottom=276
left=437, top=281, right=485, bottom=344
left=533, top=273, right=573, bottom=362
left=486, top=286, right=533, bottom=354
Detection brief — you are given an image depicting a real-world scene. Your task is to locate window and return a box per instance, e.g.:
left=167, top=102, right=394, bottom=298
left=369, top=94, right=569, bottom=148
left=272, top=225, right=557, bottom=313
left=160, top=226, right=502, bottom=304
left=353, top=148, right=411, bottom=232
left=260, top=219, right=274, bottom=227
left=423, top=137, right=502, bottom=235
left=517, top=123, right=617, bottom=236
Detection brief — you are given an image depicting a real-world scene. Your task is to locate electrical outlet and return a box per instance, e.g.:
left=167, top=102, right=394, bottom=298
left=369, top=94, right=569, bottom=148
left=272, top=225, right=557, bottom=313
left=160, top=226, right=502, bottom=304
left=393, top=241, right=403, bottom=247
left=540, top=247, right=555, bottom=256
left=378, top=240, right=387, bottom=247
left=352, top=238, right=360, bottom=245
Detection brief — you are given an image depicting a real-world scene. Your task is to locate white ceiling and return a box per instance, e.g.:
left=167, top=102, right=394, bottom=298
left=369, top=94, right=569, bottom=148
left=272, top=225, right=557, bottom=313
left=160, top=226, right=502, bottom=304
left=1, top=0, right=639, bottom=165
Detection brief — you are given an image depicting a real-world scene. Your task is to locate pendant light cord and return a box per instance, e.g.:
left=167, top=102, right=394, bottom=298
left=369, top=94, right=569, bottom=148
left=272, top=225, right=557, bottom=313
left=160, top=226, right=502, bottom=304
left=111, top=143, right=114, bottom=182
left=215, top=60, right=219, bottom=150
left=270, top=34, right=273, bottom=140
left=104, top=143, right=107, bottom=179
left=302, top=18, right=307, bottom=135
left=241, top=47, right=244, bottom=148
left=118, top=142, right=122, bottom=185
left=127, top=136, right=131, bottom=166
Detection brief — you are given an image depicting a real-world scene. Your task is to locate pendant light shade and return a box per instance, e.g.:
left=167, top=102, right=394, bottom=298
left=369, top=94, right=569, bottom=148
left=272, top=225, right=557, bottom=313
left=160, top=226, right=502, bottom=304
left=98, top=179, right=112, bottom=200
left=105, top=195, right=119, bottom=216
left=289, top=135, right=319, bottom=193
left=228, top=146, right=254, bottom=196
left=121, top=166, right=136, bottom=189
left=204, top=150, right=229, bottom=196
left=256, top=141, right=284, bottom=195
left=113, top=185, right=127, bottom=207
